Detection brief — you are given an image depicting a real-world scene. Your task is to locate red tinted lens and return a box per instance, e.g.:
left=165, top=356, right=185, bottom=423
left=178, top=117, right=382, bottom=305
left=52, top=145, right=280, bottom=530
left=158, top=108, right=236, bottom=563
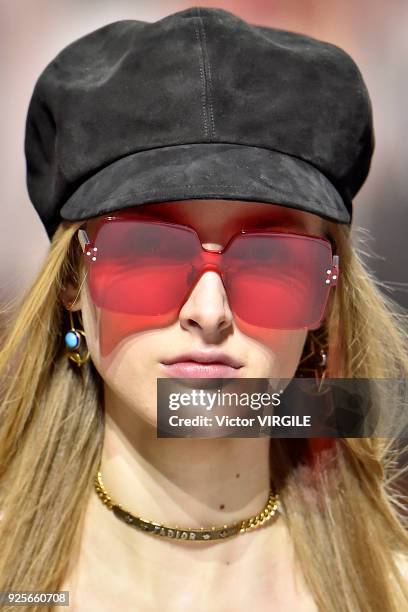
left=88, top=220, right=199, bottom=315
left=223, top=233, right=333, bottom=329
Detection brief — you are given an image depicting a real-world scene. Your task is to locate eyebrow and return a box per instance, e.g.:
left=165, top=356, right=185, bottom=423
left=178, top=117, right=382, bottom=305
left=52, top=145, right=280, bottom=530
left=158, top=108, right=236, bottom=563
left=244, top=218, right=308, bottom=232
left=244, top=218, right=333, bottom=243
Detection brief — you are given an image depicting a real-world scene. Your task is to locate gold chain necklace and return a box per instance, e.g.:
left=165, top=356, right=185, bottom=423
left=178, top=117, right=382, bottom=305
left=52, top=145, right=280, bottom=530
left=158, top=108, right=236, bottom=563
left=94, top=471, right=280, bottom=542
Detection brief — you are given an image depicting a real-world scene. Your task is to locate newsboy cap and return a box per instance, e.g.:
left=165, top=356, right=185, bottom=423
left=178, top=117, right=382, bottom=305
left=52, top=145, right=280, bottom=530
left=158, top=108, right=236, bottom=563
left=25, top=6, right=375, bottom=240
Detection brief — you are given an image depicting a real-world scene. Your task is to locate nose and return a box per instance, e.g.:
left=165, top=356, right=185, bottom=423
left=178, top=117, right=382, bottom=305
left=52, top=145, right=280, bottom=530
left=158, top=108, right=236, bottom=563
left=178, top=242, right=234, bottom=339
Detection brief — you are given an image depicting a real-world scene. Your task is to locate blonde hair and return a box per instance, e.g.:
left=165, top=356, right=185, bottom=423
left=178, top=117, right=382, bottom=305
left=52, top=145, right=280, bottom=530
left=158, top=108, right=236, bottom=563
left=1, top=218, right=408, bottom=611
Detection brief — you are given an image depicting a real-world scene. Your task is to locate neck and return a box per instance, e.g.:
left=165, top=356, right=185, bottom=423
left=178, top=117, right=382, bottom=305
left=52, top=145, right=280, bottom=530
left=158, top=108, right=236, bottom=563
left=99, top=385, right=273, bottom=531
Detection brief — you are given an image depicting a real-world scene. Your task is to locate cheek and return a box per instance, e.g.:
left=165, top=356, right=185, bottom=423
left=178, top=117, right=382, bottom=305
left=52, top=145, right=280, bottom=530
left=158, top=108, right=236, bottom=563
left=273, top=331, right=308, bottom=378
left=81, top=279, right=186, bottom=359
left=80, top=277, right=169, bottom=361
left=235, top=316, right=307, bottom=379
left=80, top=284, right=164, bottom=426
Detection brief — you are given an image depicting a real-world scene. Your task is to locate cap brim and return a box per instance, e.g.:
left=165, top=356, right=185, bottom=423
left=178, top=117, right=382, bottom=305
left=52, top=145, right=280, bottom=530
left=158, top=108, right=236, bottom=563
left=60, top=143, right=351, bottom=224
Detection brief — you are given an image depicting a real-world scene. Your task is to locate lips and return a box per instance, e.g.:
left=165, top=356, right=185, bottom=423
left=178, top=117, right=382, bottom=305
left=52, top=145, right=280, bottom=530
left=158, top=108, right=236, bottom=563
left=160, top=350, right=244, bottom=379
left=160, top=350, right=243, bottom=368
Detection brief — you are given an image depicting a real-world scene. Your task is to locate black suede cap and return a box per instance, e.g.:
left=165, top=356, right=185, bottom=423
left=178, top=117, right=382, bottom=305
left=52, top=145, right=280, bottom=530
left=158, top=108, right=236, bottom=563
left=25, top=6, right=375, bottom=240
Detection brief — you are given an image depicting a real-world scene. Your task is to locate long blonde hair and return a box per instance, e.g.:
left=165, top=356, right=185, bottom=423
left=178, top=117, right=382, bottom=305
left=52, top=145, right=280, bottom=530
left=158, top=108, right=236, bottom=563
left=1, top=218, right=408, bottom=611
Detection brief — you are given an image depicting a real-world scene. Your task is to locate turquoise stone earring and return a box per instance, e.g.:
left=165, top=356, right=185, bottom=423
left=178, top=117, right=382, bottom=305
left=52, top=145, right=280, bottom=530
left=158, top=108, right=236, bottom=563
left=65, top=308, right=90, bottom=367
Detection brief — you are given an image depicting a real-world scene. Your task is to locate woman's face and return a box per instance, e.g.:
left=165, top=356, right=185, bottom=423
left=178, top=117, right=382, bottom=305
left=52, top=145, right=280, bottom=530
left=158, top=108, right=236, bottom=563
left=67, top=200, right=329, bottom=427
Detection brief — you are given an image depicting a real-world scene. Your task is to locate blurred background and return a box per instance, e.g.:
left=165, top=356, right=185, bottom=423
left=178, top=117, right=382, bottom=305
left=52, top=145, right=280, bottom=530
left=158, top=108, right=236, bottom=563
left=1, top=0, right=407, bottom=306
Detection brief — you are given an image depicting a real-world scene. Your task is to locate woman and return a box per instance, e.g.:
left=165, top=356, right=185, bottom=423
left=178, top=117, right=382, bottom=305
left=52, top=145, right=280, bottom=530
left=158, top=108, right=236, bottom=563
left=1, top=6, right=408, bottom=611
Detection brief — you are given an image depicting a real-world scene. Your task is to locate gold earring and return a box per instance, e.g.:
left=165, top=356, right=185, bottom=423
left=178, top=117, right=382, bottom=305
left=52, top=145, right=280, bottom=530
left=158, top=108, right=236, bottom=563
left=297, top=330, right=329, bottom=395
left=314, top=345, right=328, bottom=394
left=64, top=307, right=90, bottom=367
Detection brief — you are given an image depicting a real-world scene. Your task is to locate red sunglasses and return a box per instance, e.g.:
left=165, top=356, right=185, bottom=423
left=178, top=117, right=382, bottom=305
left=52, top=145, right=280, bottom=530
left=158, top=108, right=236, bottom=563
left=77, top=211, right=339, bottom=332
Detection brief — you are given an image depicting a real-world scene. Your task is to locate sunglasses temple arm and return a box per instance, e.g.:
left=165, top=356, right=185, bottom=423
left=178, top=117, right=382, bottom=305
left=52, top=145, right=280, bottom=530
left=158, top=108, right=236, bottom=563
left=78, top=229, right=91, bottom=251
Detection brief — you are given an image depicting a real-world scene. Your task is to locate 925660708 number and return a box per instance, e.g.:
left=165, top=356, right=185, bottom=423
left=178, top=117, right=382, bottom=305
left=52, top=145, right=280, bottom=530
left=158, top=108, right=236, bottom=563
left=0, top=591, right=69, bottom=606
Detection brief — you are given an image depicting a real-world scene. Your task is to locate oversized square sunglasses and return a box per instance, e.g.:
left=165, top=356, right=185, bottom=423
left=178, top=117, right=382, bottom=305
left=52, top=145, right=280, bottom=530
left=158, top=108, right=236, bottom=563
left=77, top=212, right=339, bottom=330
